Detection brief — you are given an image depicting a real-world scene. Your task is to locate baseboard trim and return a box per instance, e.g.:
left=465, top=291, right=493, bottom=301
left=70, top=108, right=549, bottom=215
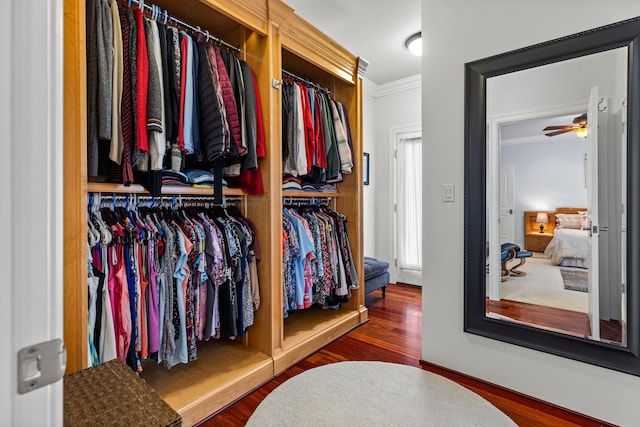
left=419, top=360, right=615, bottom=427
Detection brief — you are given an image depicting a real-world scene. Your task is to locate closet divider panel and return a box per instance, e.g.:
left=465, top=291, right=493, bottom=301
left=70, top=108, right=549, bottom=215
left=263, top=0, right=289, bottom=361
left=239, top=20, right=284, bottom=357
left=63, top=0, right=88, bottom=375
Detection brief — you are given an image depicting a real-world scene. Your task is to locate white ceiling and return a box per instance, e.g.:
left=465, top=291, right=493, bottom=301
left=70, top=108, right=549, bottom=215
left=284, top=0, right=422, bottom=85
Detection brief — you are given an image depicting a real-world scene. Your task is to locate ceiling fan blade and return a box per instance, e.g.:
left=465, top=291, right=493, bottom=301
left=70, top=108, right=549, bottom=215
left=543, top=125, right=572, bottom=131
left=573, top=113, right=588, bottom=124
left=544, top=129, right=572, bottom=137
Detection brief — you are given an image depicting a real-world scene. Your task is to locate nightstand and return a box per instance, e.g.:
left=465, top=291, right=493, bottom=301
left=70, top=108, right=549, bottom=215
left=525, top=232, right=553, bottom=252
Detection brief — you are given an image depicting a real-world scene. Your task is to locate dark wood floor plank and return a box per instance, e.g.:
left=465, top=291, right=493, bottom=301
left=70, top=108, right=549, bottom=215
left=487, top=298, right=623, bottom=343
left=198, top=284, right=610, bottom=427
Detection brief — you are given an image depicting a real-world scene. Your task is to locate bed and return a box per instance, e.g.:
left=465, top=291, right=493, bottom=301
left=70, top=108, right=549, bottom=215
left=543, top=207, right=590, bottom=269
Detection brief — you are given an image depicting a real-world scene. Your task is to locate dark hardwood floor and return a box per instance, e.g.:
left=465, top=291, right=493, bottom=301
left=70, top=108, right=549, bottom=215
left=487, top=298, right=623, bottom=343
left=199, top=284, right=612, bottom=427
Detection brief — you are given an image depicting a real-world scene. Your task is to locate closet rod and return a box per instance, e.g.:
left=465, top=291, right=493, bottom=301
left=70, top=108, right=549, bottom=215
left=128, top=0, right=241, bottom=53
left=282, top=196, right=332, bottom=206
left=89, top=192, right=242, bottom=208
left=282, top=69, right=330, bottom=94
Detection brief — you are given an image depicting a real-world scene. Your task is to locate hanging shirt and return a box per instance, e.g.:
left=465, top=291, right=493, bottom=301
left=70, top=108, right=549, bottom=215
left=331, top=100, right=353, bottom=174
left=146, top=234, right=160, bottom=354
left=181, top=32, right=195, bottom=155
left=147, top=20, right=166, bottom=170
left=109, top=0, right=124, bottom=165
left=133, top=7, right=149, bottom=153
left=294, top=85, right=307, bottom=176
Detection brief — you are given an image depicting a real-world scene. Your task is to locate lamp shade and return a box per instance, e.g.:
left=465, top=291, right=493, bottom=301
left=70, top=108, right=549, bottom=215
left=536, top=212, right=549, bottom=224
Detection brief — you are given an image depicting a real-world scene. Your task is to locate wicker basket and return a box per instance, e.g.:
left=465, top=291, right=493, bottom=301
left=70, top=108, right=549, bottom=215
left=64, top=359, right=181, bottom=427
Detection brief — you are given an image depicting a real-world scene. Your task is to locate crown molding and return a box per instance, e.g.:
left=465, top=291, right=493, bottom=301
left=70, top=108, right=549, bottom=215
left=363, top=73, right=422, bottom=98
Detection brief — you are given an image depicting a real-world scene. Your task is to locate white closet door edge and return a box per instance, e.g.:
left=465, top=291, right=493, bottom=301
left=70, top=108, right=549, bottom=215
left=1, top=0, right=64, bottom=425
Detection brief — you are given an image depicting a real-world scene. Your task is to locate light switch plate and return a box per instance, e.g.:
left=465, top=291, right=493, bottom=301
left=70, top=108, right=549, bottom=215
left=443, top=184, right=455, bottom=202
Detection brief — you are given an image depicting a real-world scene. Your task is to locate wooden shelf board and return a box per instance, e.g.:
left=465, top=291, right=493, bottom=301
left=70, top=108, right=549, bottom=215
left=87, top=182, right=246, bottom=196
left=274, top=307, right=363, bottom=373
left=141, top=341, right=273, bottom=426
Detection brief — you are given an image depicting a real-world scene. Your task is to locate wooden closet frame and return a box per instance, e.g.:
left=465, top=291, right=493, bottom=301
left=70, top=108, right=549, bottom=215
left=63, top=0, right=366, bottom=425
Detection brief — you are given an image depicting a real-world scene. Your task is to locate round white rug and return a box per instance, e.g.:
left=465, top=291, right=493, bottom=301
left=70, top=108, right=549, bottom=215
left=246, top=361, right=517, bottom=427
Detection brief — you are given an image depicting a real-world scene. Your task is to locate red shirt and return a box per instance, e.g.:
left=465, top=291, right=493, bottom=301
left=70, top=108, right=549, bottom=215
left=177, top=34, right=188, bottom=150
left=133, top=8, right=148, bottom=152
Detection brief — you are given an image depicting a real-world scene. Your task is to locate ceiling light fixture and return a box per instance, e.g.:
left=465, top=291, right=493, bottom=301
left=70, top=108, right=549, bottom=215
left=573, top=127, right=588, bottom=138
left=405, top=32, right=422, bottom=56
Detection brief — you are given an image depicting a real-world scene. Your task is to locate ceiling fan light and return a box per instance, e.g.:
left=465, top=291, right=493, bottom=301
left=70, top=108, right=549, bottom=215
left=405, top=32, right=422, bottom=56
left=573, top=127, right=588, bottom=138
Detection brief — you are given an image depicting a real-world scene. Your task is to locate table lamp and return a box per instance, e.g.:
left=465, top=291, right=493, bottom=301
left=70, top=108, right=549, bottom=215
left=536, top=212, right=549, bottom=233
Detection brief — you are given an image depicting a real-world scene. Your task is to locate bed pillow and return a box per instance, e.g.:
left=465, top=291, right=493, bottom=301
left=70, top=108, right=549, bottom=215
left=578, top=211, right=589, bottom=230
left=556, top=213, right=582, bottom=229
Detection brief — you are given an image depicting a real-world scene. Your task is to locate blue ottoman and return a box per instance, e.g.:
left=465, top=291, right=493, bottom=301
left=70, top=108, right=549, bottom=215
left=500, top=243, right=532, bottom=280
left=365, top=257, right=390, bottom=297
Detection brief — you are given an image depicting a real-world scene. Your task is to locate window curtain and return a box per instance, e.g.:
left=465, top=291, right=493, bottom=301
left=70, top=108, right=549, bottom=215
left=397, top=134, right=422, bottom=272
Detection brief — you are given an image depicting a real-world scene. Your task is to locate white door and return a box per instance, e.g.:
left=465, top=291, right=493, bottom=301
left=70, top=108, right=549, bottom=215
left=395, top=131, right=422, bottom=285
left=587, top=87, right=600, bottom=340
left=499, top=167, right=515, bottom=244
left=1, top=0, right=64, bottom=425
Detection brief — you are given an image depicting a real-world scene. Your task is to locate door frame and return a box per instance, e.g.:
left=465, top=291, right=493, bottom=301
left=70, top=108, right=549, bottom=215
left=389, top=123, right=422, bottom=286
left=586, top=86, right=600, bottom=340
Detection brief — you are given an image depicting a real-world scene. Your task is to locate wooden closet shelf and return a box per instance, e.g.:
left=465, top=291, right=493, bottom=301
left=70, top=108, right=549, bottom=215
left=87, top=182, right=246, bottom=197
left=141, top=341, right=273, bottom=426
left=274, top=307, right=362, bottom=373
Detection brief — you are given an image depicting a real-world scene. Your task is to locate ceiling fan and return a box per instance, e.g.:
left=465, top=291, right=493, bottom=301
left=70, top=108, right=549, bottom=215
left=543, top=113, right=588, bottom=137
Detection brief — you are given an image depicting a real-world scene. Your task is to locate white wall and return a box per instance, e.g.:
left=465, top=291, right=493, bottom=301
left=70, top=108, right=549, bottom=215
left=362, top=79, right=377, bottom=257
left=421, top=2, right=640, bottom=425
left=487, top=49, right=619, bottom=118
left=501, top=138, right=587, bottom=245
left=365, top=76, right=421, bottom=282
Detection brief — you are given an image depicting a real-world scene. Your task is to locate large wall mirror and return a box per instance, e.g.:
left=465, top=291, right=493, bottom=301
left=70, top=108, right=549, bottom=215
left=464, top=17, right=640, bottom=375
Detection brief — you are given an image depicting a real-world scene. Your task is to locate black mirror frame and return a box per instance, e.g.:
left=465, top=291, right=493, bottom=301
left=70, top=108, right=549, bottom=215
left=464, top=17, right=640, bottom=376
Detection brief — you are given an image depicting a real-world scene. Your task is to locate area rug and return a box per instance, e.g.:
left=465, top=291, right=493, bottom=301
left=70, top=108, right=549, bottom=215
left=500, top=257, right=587, bottom=313
left=246, top=361, right=516, bottom=426
left=560, top=269, right=588, bottom=292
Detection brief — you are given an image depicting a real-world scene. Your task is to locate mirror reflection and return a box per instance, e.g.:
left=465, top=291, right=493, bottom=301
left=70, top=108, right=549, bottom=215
left=485, top=47, right=627, bottom=346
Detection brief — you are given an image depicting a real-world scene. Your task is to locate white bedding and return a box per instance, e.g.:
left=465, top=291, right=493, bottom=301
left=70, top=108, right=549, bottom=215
left=544, top=228, right=590, bottom=268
